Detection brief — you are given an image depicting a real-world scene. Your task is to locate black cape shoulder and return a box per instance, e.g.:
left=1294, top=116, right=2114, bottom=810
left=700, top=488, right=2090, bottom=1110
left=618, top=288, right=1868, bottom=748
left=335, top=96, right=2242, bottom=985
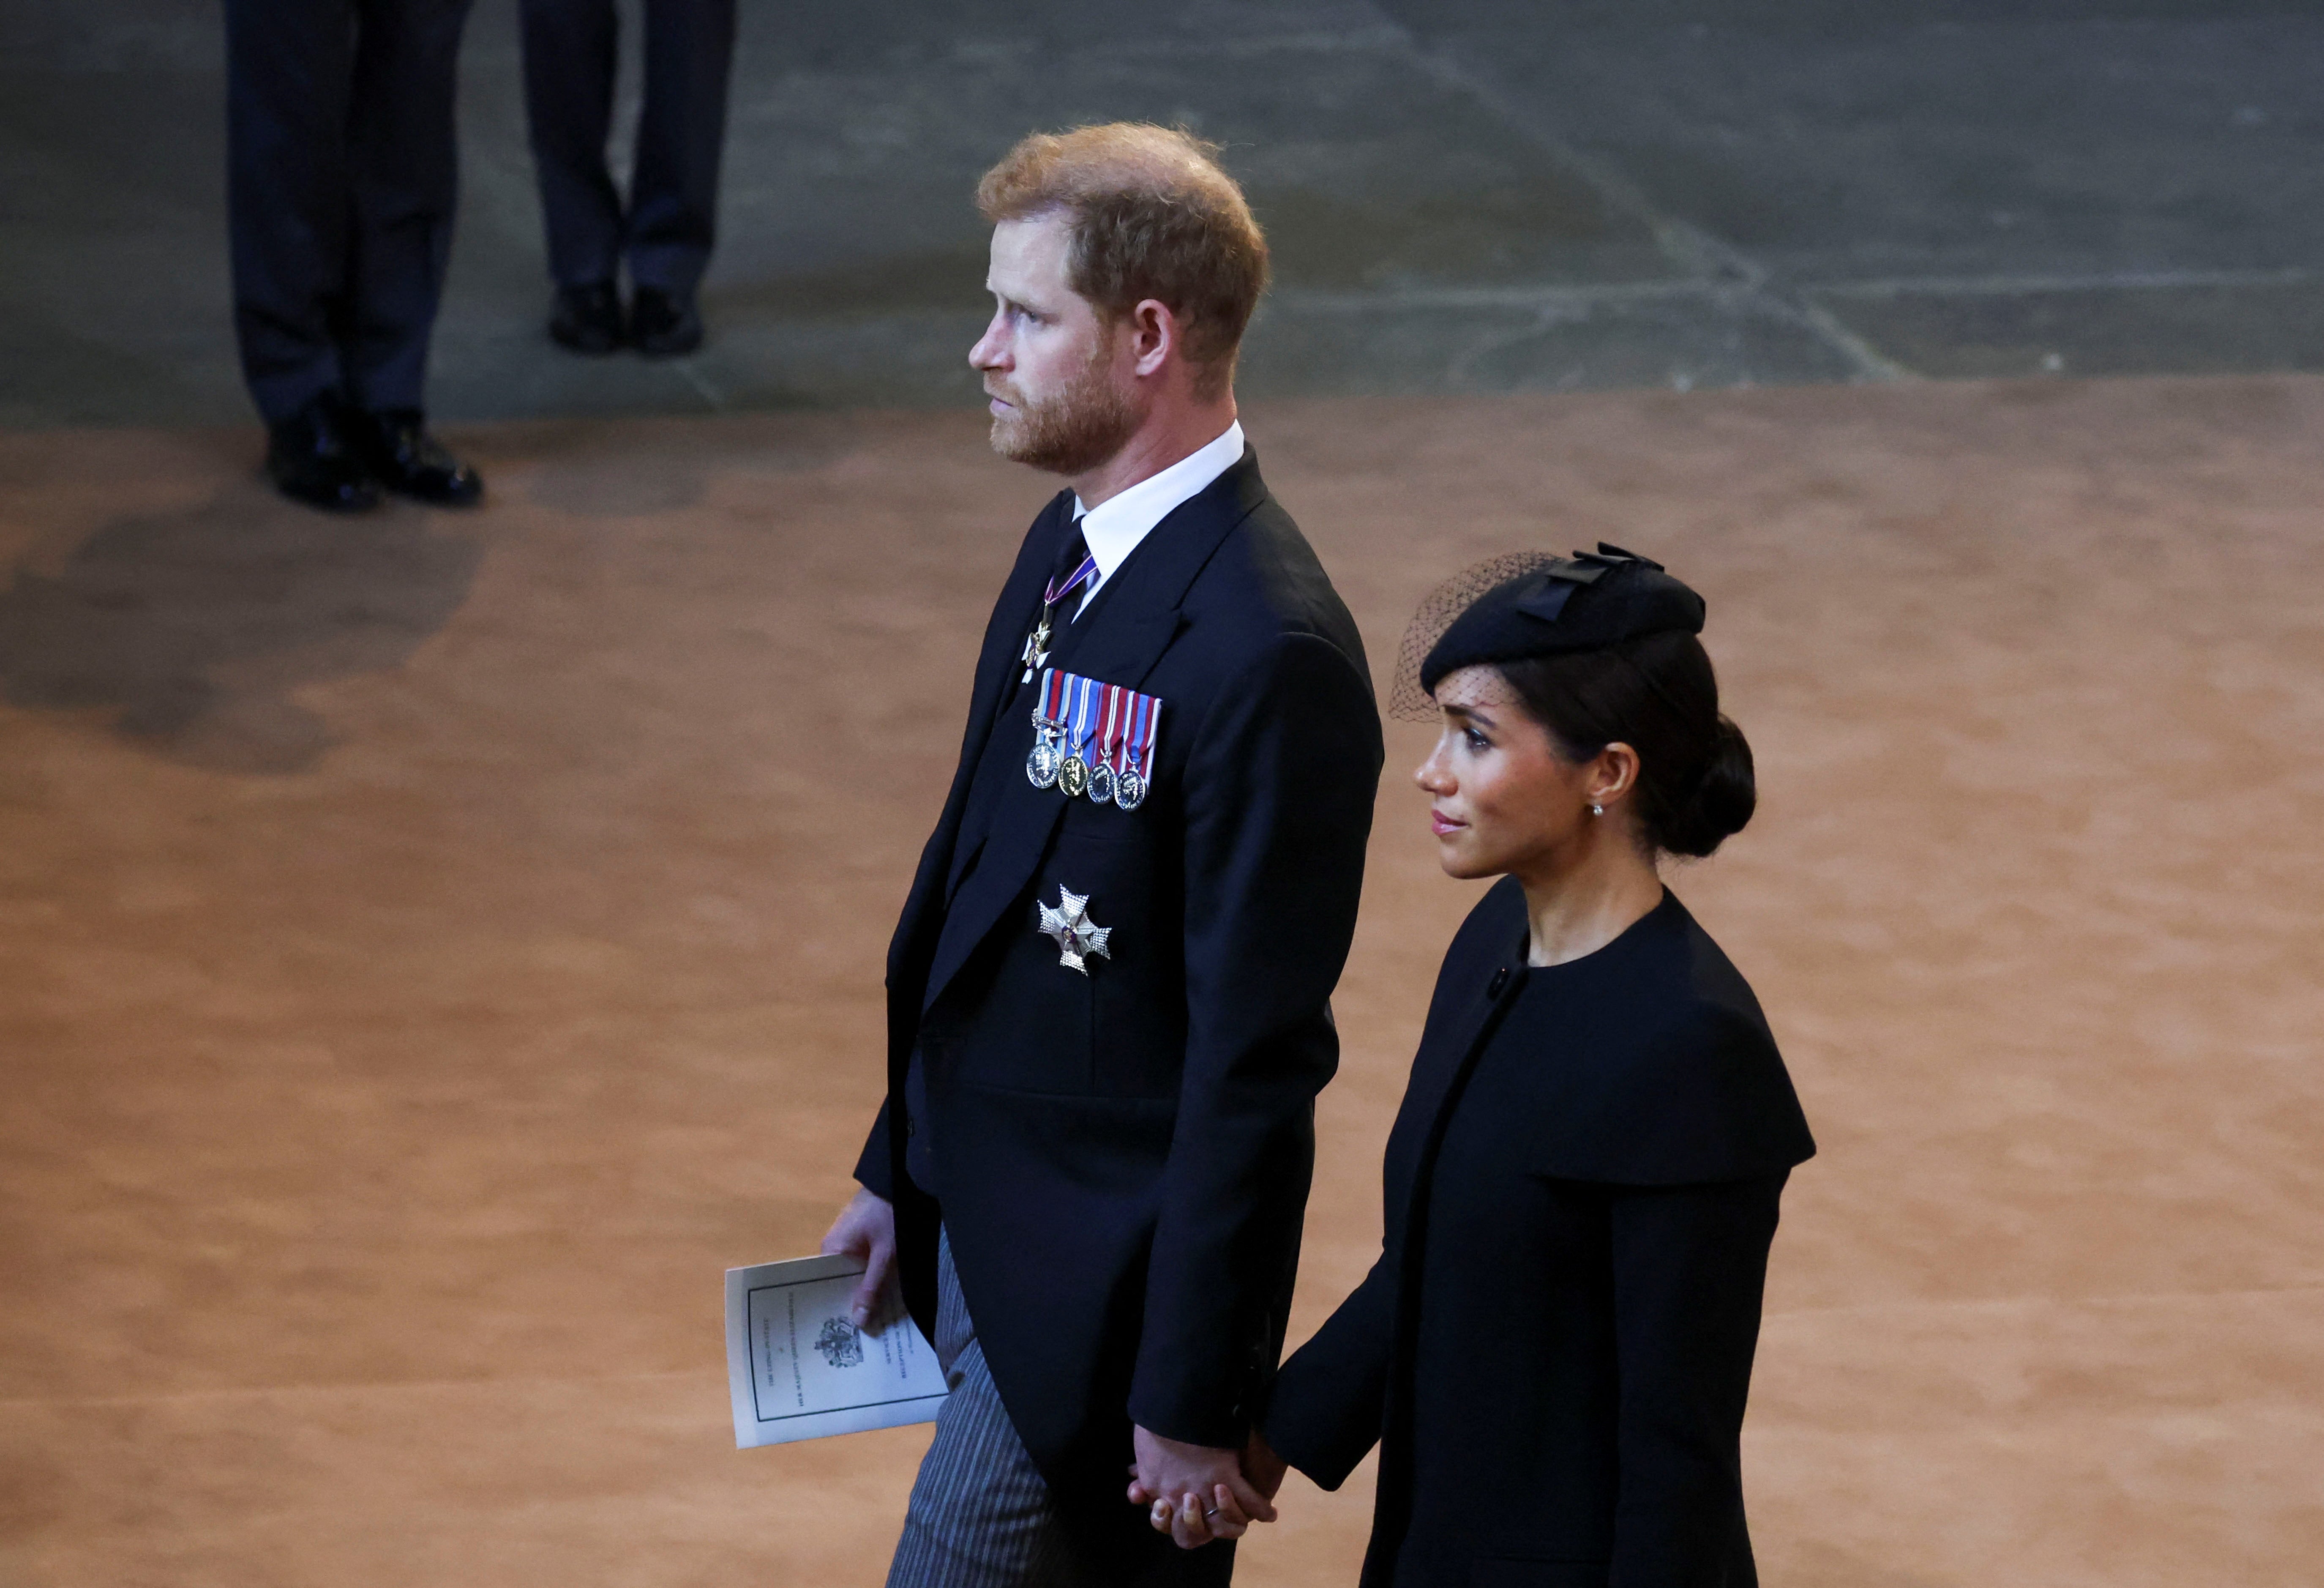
left=1429, top=877, right=1816, bottom=1185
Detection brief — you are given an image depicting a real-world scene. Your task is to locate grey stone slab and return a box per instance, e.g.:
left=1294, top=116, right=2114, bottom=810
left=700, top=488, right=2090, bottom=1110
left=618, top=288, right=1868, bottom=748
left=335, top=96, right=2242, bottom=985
left=1814, top=277, right=2324, bottom=380
left=1240, top=287, right=1862, bottom=398
left=0, top=68, right=240, bottom=426
left=1407, top=11, right=2324, bottom=284
left=723, top=0, right=1396, bottom=71
left=1384, top=1, right=2315, bottom=33
left=0, top=0, right=224, bottom=71
left=682, top=23, right=1681, bottom=304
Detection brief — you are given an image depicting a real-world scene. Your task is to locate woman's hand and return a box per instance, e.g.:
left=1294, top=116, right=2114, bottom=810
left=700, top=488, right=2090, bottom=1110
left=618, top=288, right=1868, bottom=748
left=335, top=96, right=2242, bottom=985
left=1242, top=1426, right=1287, bottom=1503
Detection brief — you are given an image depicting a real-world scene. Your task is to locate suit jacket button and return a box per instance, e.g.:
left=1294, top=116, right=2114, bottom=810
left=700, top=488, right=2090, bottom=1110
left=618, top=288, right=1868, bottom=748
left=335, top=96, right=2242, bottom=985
left=1487, top=966, right=1510, bottom=998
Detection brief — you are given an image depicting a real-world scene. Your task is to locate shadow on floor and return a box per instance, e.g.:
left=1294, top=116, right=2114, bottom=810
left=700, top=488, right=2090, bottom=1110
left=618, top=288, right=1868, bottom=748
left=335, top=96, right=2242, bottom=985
left=0, top=490, right=484, bottom=774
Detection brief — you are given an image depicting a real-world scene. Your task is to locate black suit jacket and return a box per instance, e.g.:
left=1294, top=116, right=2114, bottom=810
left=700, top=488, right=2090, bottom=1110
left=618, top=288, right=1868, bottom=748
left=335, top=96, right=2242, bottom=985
left=855, top=448, right=1383, bottom=1503
left=1262, top=883, right=1816, bottom=1588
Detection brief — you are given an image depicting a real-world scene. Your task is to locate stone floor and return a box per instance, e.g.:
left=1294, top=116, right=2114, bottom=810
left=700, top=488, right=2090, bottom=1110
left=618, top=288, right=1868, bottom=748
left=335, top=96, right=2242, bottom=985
left=3, top=375, right=2320, bottom=1585
left=4, top=0, right=2324, bottom=427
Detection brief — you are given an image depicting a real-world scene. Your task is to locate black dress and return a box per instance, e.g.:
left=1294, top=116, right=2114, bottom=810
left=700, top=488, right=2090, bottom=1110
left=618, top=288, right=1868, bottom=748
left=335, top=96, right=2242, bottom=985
left=1262, top=880, right=1815, bottom=1588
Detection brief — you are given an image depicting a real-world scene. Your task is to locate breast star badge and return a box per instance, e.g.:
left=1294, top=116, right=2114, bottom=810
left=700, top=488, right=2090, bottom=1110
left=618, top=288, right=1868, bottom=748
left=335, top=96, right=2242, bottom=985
left=1037, top=887, right=1112, bottom=974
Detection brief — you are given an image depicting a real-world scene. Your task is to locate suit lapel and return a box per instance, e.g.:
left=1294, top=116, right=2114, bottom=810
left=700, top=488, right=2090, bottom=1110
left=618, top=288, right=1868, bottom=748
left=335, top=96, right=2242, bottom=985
left=919, top=448, right=1267, bottom=1014
left=886, top=492, right=1072, bottom=990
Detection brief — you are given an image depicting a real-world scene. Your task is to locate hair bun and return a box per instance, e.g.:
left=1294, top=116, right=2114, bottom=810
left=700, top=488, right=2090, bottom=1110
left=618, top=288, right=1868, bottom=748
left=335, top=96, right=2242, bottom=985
left=1660, top=714, right=1756, bottom=858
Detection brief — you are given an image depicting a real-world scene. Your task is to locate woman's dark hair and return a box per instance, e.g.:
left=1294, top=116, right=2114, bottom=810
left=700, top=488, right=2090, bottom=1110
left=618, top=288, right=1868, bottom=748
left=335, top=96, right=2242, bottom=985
left=1495, top=629, right=1756, bottom=858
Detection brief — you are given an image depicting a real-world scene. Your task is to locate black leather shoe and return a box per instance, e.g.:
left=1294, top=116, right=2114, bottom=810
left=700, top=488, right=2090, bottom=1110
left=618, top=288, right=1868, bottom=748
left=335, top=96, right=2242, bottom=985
left=630, top=286, right=704, bottom=357
left=265, top=397, right=383, bottom=513
left=345, top=408, right=484, bottom=507
left=549, top=281, right=625, bottom=354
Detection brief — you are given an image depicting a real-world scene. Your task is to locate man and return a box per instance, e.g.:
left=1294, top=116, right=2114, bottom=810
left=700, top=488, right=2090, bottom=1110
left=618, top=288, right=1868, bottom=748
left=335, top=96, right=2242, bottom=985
left=520, top=0, right=736, bottom=356
left=821, top=125, right=1383, bottom=1585
left=225, top=0, right=486, bottom=512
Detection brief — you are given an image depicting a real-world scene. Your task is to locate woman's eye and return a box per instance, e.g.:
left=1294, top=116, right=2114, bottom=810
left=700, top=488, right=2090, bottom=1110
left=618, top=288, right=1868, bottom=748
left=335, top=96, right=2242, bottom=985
left=1463, top=727, right=1490, bottom=751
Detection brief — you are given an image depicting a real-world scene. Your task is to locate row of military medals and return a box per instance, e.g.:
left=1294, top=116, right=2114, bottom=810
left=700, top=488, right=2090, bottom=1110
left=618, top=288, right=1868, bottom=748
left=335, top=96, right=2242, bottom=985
left=1017, top=540, right=1162, bottom=812
left=1026, top=669, right=1160, bottom=810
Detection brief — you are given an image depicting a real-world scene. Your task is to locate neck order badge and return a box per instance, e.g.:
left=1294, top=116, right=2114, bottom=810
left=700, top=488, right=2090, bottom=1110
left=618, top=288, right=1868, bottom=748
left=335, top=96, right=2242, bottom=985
left=1020, top=544, right=1099, bottom=684
left=1024, top=669, right=1163, bottom=811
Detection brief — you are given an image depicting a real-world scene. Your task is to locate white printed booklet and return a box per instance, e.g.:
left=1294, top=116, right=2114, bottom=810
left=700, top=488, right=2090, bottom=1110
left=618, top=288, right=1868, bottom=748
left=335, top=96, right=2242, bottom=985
left=724, top=1254, right=949, bottom=1448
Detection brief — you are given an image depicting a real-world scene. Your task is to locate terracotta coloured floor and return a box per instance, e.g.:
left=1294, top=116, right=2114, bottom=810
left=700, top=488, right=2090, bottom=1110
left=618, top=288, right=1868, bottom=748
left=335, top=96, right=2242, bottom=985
left=2, top=377, right=2320, bottom=1587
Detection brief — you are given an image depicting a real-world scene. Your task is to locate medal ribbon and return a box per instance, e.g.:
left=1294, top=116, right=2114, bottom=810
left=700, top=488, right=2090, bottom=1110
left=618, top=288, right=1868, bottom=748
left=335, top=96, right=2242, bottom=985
left=1036, top=667, right=1067, bottom=727
left=1092, top=688, right=1120, bottom=781
left=1127, top=691, right=1161, bottom=781
left=1067, top=673, right=1099, bottom=760
left=1044, top=551, right=1099, bottom=610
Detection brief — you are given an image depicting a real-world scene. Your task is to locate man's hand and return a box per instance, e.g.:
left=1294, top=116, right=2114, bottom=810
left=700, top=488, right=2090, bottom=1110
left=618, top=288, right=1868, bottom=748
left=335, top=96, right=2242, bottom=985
left=818, top=1187, right=896, bottom=1329
left=1126, top=1424, right=1277, bottom=1549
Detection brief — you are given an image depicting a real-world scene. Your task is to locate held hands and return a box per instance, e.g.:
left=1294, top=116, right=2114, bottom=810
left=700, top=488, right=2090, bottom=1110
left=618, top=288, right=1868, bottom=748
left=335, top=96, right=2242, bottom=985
left=824, top=1195, right=1286, bottom=1548
left=818, top=1187, right=897, bottom=1330
left=1127, top=1425, right=1286, bottom=1550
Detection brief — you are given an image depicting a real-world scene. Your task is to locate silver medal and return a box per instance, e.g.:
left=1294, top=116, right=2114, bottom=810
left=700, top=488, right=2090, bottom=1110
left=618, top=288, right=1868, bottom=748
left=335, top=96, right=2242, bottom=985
left=1086, top=762, right=1115, bottom=805
left=1113, top=768, right=1147, bottom=811
left=1026, top=730, right=1062, bottom=789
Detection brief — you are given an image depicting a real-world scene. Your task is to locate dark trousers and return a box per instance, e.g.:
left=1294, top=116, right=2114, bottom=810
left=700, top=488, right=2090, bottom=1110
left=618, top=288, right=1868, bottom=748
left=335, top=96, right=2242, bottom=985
left=225, top=0, right=475, bottom=424
left=518, top=0, right=737, bottom=295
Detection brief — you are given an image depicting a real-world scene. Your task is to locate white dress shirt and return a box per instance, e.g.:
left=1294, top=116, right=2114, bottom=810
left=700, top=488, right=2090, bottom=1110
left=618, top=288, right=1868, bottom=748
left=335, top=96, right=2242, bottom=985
left=1069, top=421, right=1246, bottom=616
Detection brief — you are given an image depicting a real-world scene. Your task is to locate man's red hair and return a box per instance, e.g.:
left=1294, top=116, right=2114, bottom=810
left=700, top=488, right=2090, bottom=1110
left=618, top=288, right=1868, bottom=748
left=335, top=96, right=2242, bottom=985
left=978, top=124, right=1269, bottom=399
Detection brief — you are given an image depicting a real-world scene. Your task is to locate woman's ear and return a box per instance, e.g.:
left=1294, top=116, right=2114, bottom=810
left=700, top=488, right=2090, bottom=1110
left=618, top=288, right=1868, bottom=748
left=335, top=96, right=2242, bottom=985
left=1588, top=742, right=1641, bottom=808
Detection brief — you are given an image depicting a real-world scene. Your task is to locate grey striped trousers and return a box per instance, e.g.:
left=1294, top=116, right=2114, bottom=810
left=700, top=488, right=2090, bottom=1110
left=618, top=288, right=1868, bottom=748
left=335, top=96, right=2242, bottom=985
left=884, top=1231, right=1235, bottom=1588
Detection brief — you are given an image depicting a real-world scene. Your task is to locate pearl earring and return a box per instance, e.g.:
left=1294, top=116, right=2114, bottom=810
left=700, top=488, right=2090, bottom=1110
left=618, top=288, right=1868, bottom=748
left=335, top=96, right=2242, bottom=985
left=1589, top=803, right=1604, bottom=817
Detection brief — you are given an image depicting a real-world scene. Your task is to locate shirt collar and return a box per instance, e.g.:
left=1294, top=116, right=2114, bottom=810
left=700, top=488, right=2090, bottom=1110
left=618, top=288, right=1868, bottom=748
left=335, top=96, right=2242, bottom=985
left=1072, top=421, right=1246, bottom=595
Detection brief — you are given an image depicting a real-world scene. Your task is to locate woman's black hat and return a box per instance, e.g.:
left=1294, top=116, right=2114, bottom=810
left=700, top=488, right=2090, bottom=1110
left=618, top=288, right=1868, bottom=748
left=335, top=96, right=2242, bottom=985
left=1393, top=546, right=1707, bottom=717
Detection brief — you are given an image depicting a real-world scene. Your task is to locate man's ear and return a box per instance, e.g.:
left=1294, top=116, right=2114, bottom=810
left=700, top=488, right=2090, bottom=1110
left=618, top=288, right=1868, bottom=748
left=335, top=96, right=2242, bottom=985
left=1128, top=298, right=1178, bottom=378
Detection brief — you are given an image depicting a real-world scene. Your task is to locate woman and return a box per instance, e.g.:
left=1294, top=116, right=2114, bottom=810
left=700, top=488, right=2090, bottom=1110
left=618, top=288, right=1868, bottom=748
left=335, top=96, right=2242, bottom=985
left=1166, top=546, right=1815, bottom=1584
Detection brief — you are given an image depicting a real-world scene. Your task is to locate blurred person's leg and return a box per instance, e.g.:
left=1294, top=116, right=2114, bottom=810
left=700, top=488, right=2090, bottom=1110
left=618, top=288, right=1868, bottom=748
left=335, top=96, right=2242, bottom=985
left=225, top=0, right=357, bottom=426
left=343, top=0, right=469, bottom=415
left=226, top=0, right=380, bottom=511
left=340, top=0, right=483, bottom=505
left=626, top=0, right=736, bottom=355
left=519, top=0, right=628, bottom=352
